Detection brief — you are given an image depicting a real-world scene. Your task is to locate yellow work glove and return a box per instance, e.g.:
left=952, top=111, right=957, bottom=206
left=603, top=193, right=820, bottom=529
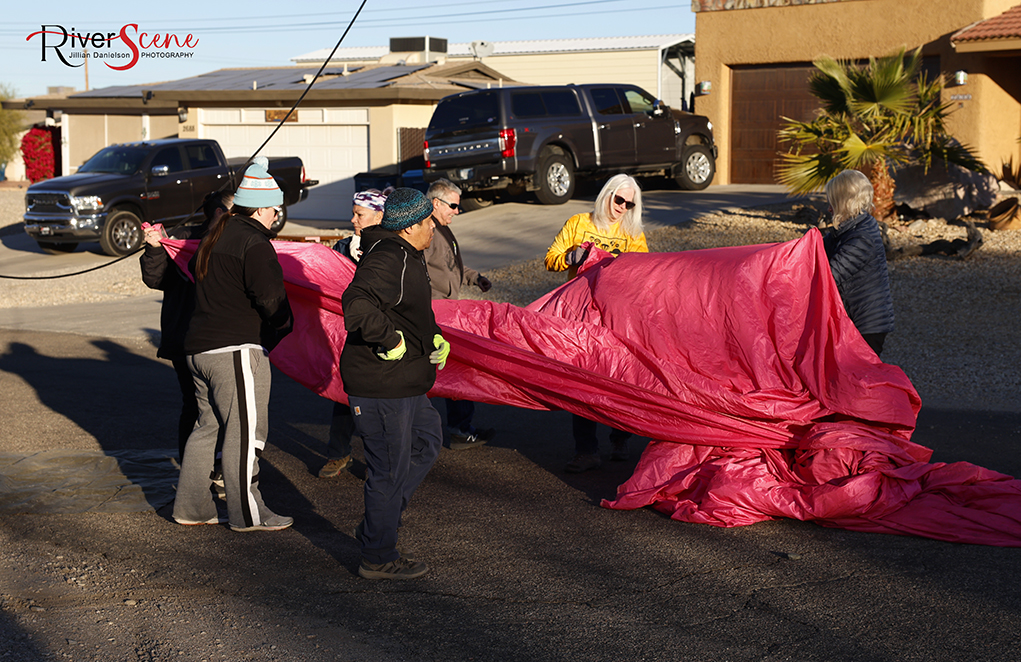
left=376, top=330, right=406, bottom=361
left=429, top=333, right=450, bottom=369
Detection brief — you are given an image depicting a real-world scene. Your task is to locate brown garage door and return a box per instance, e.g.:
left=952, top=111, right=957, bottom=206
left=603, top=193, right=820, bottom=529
left=731, top=64, right=819, bottom=184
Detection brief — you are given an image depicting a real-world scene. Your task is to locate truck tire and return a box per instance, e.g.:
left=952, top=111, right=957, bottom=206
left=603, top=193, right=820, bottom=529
left=459, top=195, right=493, bottom=212
left=37, top=241, right=77, bottom=255
left=100, top=208, right=143, bottom=256
left=675, top=144, right=715, bottom=191
left=535, top=151, right=575, bottom=205
left=270, top=204, right=287, bottom=234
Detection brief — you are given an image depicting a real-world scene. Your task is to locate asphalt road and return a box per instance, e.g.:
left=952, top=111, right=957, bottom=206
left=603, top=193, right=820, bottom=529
left=2, top=328, right=1021, bottom=662
left=3, top=184, right=1021, bottom=661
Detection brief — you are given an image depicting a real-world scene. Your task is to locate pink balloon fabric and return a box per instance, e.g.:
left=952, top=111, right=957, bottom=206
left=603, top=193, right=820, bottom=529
left=165, top=230, right=1021, bottom=546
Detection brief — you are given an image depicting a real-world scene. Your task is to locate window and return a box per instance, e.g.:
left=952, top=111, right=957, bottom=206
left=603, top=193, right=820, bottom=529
left=511, top=92, right=547, bottom=118
left=541, top=91, right=582, bottom=117
left=430, top=92, right=500, bottom=130
left=590, top=88, right=625, bottom=116
left=77, top=146, right=148, bottom=174
left=150, top=147, right=184, bottom=173
left=623, top=88, right=656, bottom=114
left=185, top=144, right=220, bottom=169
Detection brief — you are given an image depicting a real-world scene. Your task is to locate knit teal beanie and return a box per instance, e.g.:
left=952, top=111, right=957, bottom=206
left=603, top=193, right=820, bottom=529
left=234, top=157, right=283, bottom=208
left=381, top=188, right=432, bottom=231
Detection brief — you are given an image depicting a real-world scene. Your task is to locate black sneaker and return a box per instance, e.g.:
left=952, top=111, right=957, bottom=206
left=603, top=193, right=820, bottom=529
left=609, top=440, right=630, bottom=461
left=358, top=557, right=429, bottom=580
left=449, top=427, right=495, bottom=451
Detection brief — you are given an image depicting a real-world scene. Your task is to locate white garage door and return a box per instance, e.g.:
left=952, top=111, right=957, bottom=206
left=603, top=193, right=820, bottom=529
left=201, top=107, right=368, bottom=221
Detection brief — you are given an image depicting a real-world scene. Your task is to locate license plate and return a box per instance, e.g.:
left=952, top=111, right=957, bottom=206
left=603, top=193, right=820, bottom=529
left=40, top=226, right=53, bottom=236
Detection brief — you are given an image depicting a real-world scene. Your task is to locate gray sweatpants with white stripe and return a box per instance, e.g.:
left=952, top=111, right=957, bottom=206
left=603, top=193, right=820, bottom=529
left=172, top=347, right=278, bottom=529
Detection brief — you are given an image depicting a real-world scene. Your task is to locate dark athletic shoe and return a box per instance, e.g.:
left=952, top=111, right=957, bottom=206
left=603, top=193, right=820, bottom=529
left=449, top=427, right=495, bottom=451
left=358, top=557, right=429, bottom=580
left=564, top=453, right=602, bottom=473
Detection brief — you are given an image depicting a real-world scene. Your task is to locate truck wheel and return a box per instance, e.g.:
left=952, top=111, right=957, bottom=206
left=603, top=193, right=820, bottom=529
left=270, top=205, right=287, bottom=234
left=37, top=241, right=77, bottom=255
left=100, top=209, right=143, bottom=256
left=535, top=152, right=575, bottom=205
left=675, top=144, right=715, bottom=191
left=459, top=195, right=493, bottom=212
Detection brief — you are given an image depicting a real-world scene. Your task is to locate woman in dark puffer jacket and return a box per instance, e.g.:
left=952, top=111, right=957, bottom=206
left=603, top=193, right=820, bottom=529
left=823, top=169, right=895, bottom=357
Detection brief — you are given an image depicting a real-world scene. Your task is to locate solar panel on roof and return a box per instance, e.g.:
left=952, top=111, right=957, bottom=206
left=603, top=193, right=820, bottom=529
left=71, top=64, right=433, bottom=96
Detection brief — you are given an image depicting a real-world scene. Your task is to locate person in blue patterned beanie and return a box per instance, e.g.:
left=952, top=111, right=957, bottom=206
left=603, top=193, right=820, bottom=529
left=320, top=187, right=393, bottom=480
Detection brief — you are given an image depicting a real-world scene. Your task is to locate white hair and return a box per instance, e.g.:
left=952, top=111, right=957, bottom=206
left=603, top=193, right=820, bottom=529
left=426, top=178, right=462, bottom=200
left=592, top=174, right=643, bottom=238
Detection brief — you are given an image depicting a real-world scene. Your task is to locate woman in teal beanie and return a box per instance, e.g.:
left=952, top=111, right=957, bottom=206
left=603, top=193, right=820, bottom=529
left=172, top=158, right=296, bottom=532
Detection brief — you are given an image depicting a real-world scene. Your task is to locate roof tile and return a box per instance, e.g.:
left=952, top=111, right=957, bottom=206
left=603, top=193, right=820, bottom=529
left=952, top=3, right=1021, bottom=42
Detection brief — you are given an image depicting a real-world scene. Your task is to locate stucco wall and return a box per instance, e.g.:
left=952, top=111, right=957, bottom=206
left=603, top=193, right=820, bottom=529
left=367, top=104, right=437, bottom=172
left=150, top=115, right=178, bottom=141
left=67, top=115, right=108, bottom=170
left=695, top=0, right=1021, bottom=184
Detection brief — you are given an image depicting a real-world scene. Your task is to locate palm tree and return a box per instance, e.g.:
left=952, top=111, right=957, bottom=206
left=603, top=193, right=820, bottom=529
left=777, top=48, right=987, bottom=223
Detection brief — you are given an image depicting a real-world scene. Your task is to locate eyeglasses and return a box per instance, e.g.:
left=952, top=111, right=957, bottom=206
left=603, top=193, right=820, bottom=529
left=272, top=206, right=282, bottom=217
left=437, top=199, right=459, bottom=211
left=613, top=195, right=636, bottom=210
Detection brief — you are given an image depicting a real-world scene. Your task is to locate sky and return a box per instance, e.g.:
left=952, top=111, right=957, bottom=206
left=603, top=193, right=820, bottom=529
left=1, top=0, right=695, bottom=99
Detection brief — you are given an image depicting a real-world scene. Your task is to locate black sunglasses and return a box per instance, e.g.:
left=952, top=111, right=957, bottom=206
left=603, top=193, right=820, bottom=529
left=437, top=199, right=459, bottom=211
left=613, top=194, right=636, bottom=210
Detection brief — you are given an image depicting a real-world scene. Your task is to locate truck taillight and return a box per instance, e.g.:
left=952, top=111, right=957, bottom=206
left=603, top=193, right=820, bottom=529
left=423, top=140, right=430, bottom=169
left=301, top=165, right=307, bottom=182
left=499, top=129, right=516, bottom=158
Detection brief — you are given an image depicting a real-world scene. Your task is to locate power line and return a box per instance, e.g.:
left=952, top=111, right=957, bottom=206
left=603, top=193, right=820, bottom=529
left=0, top=0, right=690, bottom=36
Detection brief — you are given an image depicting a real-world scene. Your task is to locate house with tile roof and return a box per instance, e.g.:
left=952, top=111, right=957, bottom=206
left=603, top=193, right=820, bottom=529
left=691, top=0, right=1021, bottom=186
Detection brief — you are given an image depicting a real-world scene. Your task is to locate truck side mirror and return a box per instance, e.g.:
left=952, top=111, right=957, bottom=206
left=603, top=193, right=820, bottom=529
left=652, top=100, right=666, bottom=118
left=151, top=165, right=170, bottom=178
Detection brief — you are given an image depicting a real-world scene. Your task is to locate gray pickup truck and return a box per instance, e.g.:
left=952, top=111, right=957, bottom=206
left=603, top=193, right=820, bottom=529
left=23, top=138, right=316, bottom=256
left=423, top=83, right=717, bottom=210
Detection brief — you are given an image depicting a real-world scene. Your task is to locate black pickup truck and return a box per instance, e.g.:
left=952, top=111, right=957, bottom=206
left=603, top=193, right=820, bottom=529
left=23, top=139, right=316, bottom=256
left=423, top=83, right=717, bottom=210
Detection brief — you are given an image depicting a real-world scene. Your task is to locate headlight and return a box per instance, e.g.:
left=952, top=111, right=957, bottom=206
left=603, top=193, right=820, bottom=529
left=707, top=120, right=713, bottom=132
left=70, top=195, right=103, bottom=212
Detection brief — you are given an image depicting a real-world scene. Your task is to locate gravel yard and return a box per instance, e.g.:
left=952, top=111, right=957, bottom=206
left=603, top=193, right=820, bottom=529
left=2, top=187, right=1019, bottom=412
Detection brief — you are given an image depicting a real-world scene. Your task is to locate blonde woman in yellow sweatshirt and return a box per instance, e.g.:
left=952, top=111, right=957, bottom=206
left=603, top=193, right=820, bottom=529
left=544, top=173, right=648, bottom=473
left=545, top=173, right=648, bottom=280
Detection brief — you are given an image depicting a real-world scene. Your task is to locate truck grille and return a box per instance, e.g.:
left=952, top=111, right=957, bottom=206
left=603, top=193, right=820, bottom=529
left=26, top=192, right=72, bottom=214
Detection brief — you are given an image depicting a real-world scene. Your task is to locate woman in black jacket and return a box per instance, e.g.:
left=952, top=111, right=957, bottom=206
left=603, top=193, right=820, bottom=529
left=140, top=191, right=232, bottom=460
left=172, top=158, right=294, bottom=532
left=823, top=169, right=895, bottom=357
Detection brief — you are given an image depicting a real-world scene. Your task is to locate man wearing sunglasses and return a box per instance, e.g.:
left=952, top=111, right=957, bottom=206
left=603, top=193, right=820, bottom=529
left=424, top=178, right=496, bottom=451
